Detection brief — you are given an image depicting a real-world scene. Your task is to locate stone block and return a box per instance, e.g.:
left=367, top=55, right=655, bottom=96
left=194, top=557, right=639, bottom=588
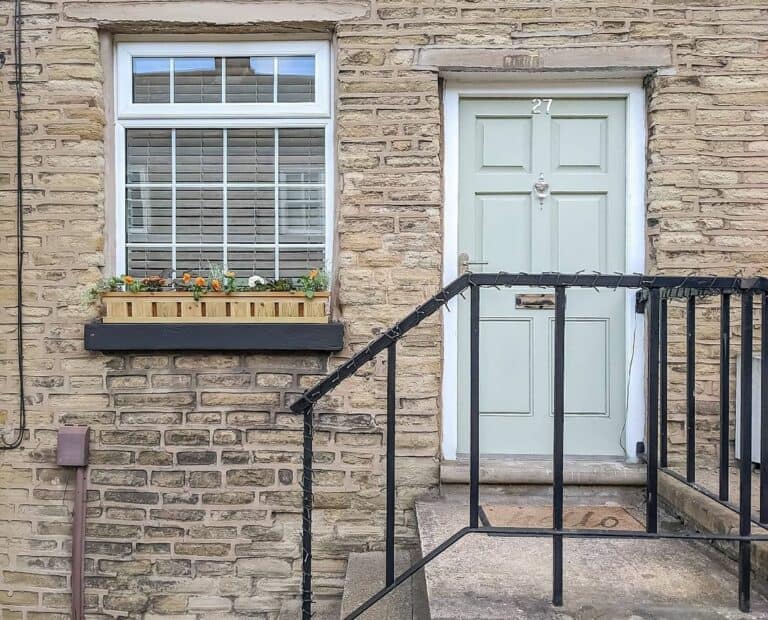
left=226, top=469, right=276, bottom=487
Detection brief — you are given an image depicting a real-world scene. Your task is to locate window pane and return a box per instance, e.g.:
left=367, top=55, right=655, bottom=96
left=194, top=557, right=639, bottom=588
left=174, top=57, right=222, bottom=103
left=126, top=188, right=172, bottom=243
left=279, top=248, right=324, bottom=279
left=226, top=57, right=274, bottom=103
left=133, top=58, right=170, bottom=103
left=126, top=129, right=172, bottom=184
left=277, top=56, right=315, bottom=103
left=227, top=129, right=274, bottom=183
left=127, top=247, right=172, bottom=278
left=278, top=128, right=324, bottom=184
left=228, top=249, right=276, bottom=279
left=228, top=189, right=274, bottom=243
left=278, top=187, right=324, bottom=243
left=176, top=248, right=223, bottom=277
left=176, top=188, right=223, bottom=244
left=176, top=129, right=223, bottom=183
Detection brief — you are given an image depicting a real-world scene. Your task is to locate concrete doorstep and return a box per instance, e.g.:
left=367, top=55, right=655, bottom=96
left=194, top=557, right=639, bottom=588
left=440, top=458, right=646, bottom=486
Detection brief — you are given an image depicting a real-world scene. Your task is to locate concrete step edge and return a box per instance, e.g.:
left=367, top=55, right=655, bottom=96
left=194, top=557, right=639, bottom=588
left=659, top=470, right=768, bottom=579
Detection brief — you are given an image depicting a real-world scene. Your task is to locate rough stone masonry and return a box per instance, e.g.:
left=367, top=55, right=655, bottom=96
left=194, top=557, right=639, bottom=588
left=0, top=0, right=767, bottom=617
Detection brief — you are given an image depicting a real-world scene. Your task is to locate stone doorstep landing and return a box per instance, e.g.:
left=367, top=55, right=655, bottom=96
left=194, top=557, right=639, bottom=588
left=441, top=457, right=647, bottom=486
left=416, top=497, right=768, bottom=620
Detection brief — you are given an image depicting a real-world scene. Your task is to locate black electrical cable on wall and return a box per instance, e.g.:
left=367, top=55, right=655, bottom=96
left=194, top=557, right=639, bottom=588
left=2, top=0, right=26, bottom=449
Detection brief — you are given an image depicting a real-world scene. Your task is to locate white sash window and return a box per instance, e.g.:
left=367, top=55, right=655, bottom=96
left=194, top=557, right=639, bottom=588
left=114, top=41, right=332, bottom=279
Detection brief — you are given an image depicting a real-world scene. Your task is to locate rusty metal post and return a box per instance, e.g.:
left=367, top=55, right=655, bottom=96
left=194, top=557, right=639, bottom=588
left=72, top=466, right=87, bottom=619
left=57, top=426, right=90, bottom=620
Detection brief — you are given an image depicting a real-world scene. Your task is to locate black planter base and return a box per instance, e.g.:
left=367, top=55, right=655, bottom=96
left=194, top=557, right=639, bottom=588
left=84, top=321, right=344, bottom=352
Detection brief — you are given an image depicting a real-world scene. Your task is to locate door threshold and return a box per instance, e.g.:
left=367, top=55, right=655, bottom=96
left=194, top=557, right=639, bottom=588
left=441, top=456, right=646, bottom=486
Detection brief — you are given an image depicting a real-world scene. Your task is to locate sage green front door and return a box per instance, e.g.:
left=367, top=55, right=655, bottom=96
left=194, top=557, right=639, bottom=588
left=457, top=97, right=627, bottom=456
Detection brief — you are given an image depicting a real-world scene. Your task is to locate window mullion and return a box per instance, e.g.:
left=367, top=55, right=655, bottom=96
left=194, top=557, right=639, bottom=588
left=274, top=127, right=280, bottom=279
left=221, top=57, right=227, bottom=103
left=171, top=128, right=177, bottom=277
left=169, top=57, right=175, bottom=104
left=272, top=56, right=278, bottom=104
left=222, top=129, right=228, bottom=271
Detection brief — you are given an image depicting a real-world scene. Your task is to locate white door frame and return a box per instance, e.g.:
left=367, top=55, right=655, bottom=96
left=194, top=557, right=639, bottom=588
left=441, top=79, right=647, bottom=462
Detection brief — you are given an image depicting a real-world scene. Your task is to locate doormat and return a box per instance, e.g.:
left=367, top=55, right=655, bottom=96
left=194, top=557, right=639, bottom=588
left=480, top=504, right=644, bottom=531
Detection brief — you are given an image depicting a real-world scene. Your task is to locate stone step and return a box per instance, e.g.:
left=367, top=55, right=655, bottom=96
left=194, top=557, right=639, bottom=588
left=415, top=496, right=768, bottom=619
left=340, top=550, right=430, bottom=620
left=441, top=457, right=646, bottom=486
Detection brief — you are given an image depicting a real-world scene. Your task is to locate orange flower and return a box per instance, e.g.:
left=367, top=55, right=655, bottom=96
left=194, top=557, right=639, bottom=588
left=211, top=279, right=222, bottom=291
left=122, top=275, right=134, bottom=284
left=182, top=273, right=192, bottom=284
left=309, top=269, right=319, bottom=280
left=194, top=276, right=206, bottom=287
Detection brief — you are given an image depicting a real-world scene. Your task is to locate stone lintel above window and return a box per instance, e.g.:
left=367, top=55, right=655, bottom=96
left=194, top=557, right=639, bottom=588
left=65, top=1, right=368, bottom=27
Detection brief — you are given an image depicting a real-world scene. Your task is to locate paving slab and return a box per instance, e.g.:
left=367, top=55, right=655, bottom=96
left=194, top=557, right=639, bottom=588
left=417, top=498, right=768, bottom=619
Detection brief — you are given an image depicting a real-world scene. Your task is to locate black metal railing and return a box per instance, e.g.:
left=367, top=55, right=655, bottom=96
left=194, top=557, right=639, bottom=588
left=290, top=273, right=768, bottom=619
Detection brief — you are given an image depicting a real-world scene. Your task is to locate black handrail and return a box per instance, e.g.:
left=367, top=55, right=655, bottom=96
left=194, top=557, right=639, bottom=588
left=292, top=273, right=764, bottom=416
left=293, top=272, right=768, bottom=619
left=291, top=273, right=472, bottom=416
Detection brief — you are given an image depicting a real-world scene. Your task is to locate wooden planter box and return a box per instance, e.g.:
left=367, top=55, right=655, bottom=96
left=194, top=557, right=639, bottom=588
left=101, top=291, right=329, bottom=324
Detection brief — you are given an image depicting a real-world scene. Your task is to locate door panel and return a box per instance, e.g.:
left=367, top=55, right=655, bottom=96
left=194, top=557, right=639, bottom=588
left=557, top=318, right=609, bottom=416
left=479, top=319, right=533, bottom=415
left=458, top=96, right=627, bottom=456
left=552, top=116, right=607, bottom=171
left=478, top=116, right=532, bottom=171
left=477, top=195, right=532, bottom=273
left=553, top=194, right=607, bottom=272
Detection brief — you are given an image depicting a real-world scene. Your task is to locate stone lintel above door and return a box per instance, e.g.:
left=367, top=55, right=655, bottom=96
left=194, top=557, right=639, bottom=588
left=418, top=45, right=672, bottom=73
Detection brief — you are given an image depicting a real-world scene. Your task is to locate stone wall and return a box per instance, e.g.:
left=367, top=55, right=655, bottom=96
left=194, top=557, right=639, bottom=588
left=0, top=0, right=767, bottom=617
left=2, top=353, right=335, bottom=616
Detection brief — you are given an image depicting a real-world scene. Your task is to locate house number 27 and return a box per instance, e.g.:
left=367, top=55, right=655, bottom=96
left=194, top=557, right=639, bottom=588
left=532, top=98, right=553, bottom=114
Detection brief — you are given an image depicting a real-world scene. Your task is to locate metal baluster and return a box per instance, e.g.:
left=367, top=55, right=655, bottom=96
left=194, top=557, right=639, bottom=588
left=687, top=295, right=696, bottom=483
left=647, top=288, right=660, bottom=534
left=553, top=286, right=566, bottom=607
left=470, top=284, right=480, bottom=529
left=660, top=298, right=669, bottom=469
left=739, top=292, right=753, bottom=613
left=720, top=293, right=731, bottom=502
left=761, top=292, right=768, bottom=524
left=386, top=343, right=396, bottom=586
left=301, top=404, right=314, bottom=619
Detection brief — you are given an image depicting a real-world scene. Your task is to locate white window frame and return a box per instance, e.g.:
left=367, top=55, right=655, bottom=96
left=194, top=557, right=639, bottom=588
left=114, top=40, right=333, bottom=280
left=116, top=40, right=331, bottom=118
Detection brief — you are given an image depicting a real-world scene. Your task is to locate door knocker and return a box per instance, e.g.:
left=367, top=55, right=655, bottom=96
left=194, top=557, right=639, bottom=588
left=534, top=173, right=549, bottom=206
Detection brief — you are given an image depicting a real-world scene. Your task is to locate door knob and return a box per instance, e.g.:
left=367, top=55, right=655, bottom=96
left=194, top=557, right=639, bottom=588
left=534, top=172, right=549, bottom=205
left=459, top=252, right=488, bottom=274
